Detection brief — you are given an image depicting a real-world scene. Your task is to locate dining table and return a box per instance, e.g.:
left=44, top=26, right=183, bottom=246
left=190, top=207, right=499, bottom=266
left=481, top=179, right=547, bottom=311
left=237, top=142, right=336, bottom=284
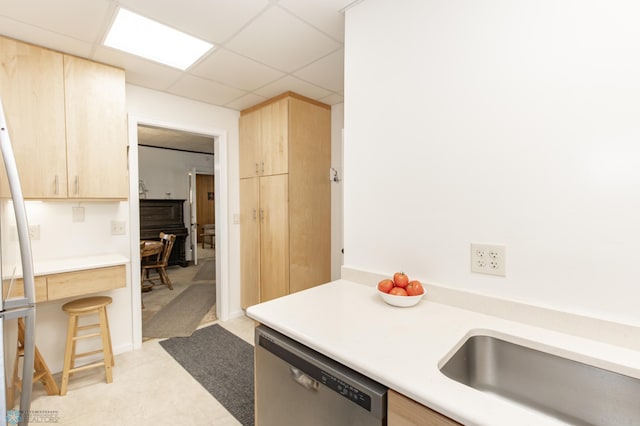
left=140, top=240, right=163, bottom=259
left=140, top=240, right=163, bottom=292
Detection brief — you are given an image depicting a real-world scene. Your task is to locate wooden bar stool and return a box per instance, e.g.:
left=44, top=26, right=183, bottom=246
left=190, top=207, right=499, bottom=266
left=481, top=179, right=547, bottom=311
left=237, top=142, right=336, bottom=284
left=7, top=318, right=59, bottom=408
left=60, top=296, right=114, bottom=396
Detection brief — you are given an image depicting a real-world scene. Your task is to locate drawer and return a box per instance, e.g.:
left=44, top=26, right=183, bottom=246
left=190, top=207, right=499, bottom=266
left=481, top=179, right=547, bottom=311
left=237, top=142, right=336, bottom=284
left=2, top=276, right=48, bottom=303
left=47, top=265, right=126, bottom=301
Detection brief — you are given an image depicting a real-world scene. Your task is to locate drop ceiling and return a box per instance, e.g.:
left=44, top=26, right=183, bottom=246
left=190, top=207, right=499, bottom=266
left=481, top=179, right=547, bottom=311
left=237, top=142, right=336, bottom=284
left=0, top=0, right=354, bottom=111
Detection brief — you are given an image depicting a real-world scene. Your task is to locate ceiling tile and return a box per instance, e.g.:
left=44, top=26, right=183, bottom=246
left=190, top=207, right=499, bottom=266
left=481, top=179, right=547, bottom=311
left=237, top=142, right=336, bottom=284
left=254, top=75, right=332, bottom=101
left=226, top=6, right=341, bottom=72
left=190, top=49, right=284, bottom=91
left=168, top=75, right=246, bottom=106
left=319, top=93, right=344, bottom=106
left=0, top=0, right=114, bottom=43
left=224, top=93, right=268, bottom=111
left=119, top=0, right=269, bottom=44
left=0, top=17, right=94, bottom=57
left=278, top=0, right=349, bottom=42
left=294, top=48, right=344, bottom=93
left=93, top=46, right=183, bottom=91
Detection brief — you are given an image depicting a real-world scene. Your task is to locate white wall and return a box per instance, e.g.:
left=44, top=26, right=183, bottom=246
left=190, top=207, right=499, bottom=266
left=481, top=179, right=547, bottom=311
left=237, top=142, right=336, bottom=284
left=344, top=0, right=640, bottom=325
left=138, top=145, right=214, bottom=261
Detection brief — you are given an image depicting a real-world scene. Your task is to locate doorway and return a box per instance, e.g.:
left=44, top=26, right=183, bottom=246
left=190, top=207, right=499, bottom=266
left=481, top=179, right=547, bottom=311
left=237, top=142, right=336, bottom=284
left=196, top=173, right=215, bottom=259
left=130, top=118, right=228, bottom=347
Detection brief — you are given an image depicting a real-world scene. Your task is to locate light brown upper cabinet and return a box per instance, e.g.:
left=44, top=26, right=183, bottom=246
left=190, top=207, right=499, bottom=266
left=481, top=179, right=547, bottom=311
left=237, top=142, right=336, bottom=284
left=239, top=97, right=288, bottom=178
left=0, top=36, right=128, bottom=200
left=240, top=92, right=331, bottom=309
left=64, top=55, right=128, bottom=199
left=0, top=36, right=67, bottom=198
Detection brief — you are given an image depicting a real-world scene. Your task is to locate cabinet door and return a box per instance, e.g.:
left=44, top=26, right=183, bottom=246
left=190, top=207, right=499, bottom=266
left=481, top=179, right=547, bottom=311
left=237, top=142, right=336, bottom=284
left=239, top=109, right=260, bottom=178
left=240, top=177, right=260, bottom=309
left=0, top=36, right=67, bottom=198
left=260, top=98, right=288, bottom=176
left=64, top=55, right=128, bottom=199
left=259, top=174, right=289, bottom=302
left=388, top=390, right=460, bottom=426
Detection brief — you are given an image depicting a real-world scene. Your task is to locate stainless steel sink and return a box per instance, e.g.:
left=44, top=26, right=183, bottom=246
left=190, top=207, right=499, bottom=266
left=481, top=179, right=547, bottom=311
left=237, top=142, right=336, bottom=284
left=440, top=335, right=640, bottom=425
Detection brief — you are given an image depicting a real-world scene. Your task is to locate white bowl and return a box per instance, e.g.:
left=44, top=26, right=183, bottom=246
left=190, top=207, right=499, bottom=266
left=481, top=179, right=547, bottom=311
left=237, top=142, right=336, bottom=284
left=378, top=288, right=424, bottom=307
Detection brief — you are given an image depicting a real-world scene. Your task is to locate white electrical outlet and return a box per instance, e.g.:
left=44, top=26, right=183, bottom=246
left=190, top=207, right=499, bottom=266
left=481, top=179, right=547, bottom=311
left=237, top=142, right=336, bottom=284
left=111, top=220, right=126, bottom=235
left=471, top=243, right=506, bottom=276
left=28, top=225, right=40, bottom=240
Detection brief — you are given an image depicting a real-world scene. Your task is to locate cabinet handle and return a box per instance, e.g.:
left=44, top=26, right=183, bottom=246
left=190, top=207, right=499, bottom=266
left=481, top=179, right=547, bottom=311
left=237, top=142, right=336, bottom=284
left=255, top=163, right=259, bottom=174
left=252, top=208, right=257, bottom=220
left=259, top=208, right=264, bottom=222
left=74, top=176, right=79, bottom=195
left=261, top=162, right=264, bottom=173
left=54, top=175, right=59, bottom=195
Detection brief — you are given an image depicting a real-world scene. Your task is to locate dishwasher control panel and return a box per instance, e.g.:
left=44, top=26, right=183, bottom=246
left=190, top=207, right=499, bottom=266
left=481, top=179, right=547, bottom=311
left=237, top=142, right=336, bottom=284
left=319, top=369, right=371, bottom=410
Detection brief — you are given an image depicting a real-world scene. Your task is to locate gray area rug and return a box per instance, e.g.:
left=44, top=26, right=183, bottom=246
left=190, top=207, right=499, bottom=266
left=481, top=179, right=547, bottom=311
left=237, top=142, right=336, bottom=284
left=193, top=259, right=215, bottom=282
left=160, top=324, right=254, bottom=426
left=143, top=284, right=215, bottom=338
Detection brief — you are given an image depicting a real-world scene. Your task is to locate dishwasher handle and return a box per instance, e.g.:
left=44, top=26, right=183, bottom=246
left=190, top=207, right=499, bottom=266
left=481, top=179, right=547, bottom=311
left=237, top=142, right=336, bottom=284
left=290, top=366, right=320, bottom=392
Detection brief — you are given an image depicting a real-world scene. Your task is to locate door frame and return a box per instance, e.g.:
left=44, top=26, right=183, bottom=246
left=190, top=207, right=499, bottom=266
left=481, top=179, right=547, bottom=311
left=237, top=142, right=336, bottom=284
left=128, top=114, right=230, bottom=349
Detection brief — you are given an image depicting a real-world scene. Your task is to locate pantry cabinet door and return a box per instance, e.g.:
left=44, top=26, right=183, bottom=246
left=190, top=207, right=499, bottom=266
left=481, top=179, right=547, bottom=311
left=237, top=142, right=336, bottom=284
left=240, top=177, right=260, bottom=309
left=259, top=174, right=289, bottom=302
left=260, top=98, right=288, bottom=176
left=0, top=36, right=67, bottom=198
left=239, top=109, right=260, bottom=178
left=64, top=55, right=128, bottom=199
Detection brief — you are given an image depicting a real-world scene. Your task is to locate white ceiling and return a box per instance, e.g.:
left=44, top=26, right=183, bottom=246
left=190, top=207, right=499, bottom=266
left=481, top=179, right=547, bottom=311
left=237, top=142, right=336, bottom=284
left=0, top=0, right=354, bottom=112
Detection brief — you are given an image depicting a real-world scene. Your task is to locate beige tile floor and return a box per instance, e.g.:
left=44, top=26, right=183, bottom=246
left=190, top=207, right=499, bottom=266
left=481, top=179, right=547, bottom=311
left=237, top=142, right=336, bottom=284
left=26, top=247, right=257, bottom=426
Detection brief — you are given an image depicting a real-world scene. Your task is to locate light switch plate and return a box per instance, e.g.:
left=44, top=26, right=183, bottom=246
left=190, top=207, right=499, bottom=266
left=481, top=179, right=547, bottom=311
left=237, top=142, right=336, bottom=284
left=72, top=206, right=85, bottom=222
left=28, top=225, right=40, bottom=240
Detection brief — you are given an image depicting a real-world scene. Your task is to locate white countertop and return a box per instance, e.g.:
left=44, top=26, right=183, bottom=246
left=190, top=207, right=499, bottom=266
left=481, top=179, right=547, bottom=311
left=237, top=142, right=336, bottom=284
left=5, top=254, right=129, bottom=278
left=246, top=279, right=640, bottom=426
left=34, top=254, right=129, bottom=275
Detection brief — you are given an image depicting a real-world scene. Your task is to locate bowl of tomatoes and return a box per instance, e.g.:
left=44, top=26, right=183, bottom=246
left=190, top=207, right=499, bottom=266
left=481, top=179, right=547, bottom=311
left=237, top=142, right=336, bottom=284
left=377, top=272, right=425, bottom=307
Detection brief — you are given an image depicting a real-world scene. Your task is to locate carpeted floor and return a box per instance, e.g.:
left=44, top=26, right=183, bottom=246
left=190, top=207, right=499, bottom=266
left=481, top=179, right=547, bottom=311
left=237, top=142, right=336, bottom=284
left=142, top=283, right=215, bottom=338
left=193, top=258, right=215, bottom=282
left=159, top=324, right=255, bottom=426
left=142, top=251, right=217, bottom=334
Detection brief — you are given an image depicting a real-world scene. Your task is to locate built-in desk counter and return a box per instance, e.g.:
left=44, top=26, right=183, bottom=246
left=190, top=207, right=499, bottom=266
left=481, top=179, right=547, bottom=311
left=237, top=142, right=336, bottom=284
left=3, top=254, right=129, bottom=303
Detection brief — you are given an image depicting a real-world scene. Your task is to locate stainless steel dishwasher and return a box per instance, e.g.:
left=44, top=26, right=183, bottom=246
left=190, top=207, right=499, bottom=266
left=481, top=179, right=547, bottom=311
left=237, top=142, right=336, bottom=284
left=255, top=325, right=387, bottom=426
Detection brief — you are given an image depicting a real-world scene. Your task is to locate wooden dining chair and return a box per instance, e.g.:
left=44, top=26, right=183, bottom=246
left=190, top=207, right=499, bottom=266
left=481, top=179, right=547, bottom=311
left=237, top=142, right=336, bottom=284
left=141, top=232, right=176, bottom=290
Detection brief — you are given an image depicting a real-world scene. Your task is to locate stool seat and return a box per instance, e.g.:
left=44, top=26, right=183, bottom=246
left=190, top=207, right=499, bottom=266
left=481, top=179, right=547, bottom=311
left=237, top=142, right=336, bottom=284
left=62, top=296, right=112, bottom=313
left=60, top=296, right=114, bottom=396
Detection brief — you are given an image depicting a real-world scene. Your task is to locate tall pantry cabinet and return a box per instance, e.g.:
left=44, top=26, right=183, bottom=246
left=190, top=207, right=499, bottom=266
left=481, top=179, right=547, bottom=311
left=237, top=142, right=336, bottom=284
left=240, top=92, right=331, bottom=309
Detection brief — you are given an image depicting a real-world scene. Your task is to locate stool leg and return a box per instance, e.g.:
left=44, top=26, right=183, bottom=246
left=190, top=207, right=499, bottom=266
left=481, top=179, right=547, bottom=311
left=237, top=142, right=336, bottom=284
left=99, top=307, right=113, bottom=383
left=60, top=313, right=78, bottom=396
left=102, top=306, right=114, bottom=367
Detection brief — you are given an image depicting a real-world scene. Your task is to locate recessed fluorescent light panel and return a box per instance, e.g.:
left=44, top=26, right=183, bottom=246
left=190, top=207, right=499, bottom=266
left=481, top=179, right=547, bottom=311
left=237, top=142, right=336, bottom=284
left=104, top=8, right=213, bottom=70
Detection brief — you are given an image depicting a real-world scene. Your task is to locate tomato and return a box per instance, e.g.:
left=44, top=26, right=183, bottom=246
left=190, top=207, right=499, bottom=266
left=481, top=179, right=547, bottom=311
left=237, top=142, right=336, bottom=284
left=377, top=279, right=394, bottom=293
left=389, top=287, right=408, bottom=296
left=393, top=272, right=409, bottom=288
left=406, top=280, right=424, bottom=296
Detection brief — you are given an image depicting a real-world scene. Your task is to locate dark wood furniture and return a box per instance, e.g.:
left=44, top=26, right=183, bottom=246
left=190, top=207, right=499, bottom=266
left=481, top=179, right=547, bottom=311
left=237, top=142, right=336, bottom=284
left=139, top=199, right=189, bottom=267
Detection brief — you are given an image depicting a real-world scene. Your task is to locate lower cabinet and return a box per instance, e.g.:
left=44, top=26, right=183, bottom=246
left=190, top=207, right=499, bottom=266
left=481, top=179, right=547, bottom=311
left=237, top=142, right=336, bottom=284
left=2, top=265, right=126, bottom=303
left=388, top=390, right=461, bottom=426
left=240, top=175, right=289, bottom=308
